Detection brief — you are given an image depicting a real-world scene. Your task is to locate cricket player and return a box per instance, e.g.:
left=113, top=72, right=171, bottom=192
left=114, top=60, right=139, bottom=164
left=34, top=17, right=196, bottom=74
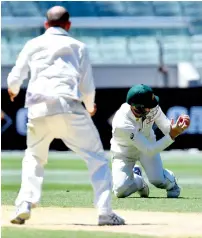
left=7, top=6, right=124, bottom=226
left=111, top=84, right=190, bottom=199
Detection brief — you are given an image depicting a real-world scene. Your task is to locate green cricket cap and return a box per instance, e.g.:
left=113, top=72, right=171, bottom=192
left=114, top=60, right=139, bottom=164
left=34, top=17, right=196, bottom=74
left=126, top=84, right=159, bottom=108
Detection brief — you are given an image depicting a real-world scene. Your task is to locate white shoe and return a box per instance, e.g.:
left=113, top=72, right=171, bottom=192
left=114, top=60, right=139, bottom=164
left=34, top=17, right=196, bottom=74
left=133, top=165, right=149, bottom=198
left=10, top=201, right=31, bottom=225
left=167, top=183, right=181, bottom=198
left=138, top=181, right=150, bottom=198
left=98, top=212, right=125, bottom=226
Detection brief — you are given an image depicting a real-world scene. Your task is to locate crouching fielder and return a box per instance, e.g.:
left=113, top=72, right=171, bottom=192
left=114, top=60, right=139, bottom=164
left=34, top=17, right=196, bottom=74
left=7, top=6, right=124, bottom=226
left=111, top=84, right=190, bottom=199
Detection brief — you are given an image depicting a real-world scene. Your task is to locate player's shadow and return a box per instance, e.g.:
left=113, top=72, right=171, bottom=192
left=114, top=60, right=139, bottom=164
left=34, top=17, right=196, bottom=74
left=127, top=196, right=200, bottom=199
left=18, top=222, right=167, bottom=226
left=49, top=222, right=167, bottom=226
left=175, top=197, right=201, bottom=200
left=126, top=196, right=166, bottom=199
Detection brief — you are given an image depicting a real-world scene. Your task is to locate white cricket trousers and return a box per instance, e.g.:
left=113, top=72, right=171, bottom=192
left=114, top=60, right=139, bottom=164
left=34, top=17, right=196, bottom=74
left=15, top=104, right=112, bottom=215
left=112, top=152, right=176, bottom=198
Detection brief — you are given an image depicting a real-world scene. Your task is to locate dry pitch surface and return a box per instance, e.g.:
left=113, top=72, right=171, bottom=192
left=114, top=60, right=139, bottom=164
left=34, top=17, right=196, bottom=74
left=2, top=206, right=202, bottom=237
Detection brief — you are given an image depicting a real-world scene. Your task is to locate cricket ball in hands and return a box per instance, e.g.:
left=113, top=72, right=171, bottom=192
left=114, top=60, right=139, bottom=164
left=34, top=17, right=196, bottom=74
left=179, top=116, right=190, bottom=127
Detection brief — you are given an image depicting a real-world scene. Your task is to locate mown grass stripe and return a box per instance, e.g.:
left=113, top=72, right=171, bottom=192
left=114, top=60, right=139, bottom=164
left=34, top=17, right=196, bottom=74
left=1, top=151, right=202, bottom=161
left=2, top=170, right=202, bottom=185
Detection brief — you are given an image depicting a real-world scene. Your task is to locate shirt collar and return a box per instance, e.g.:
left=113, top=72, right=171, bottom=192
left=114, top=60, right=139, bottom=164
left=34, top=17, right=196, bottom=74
left=126, top=103, right=142, bottom=122
left=45, top=27, right=69, bottom=36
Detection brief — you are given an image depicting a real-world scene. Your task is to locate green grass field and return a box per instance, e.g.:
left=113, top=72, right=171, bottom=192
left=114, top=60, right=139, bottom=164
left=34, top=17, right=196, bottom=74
left=1, top=228, right=157, bottom=238
left=1, top=151, right=202, bottom=238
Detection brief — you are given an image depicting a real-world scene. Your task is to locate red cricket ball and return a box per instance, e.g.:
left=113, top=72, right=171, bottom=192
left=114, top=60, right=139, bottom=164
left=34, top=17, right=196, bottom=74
left=179, top=116, right=190, bottom=126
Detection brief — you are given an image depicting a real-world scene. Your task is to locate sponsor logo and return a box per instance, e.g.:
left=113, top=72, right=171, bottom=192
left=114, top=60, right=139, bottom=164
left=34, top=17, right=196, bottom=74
left=16, top=108, right=28, bottom=136
left=1, top=110, right=13, bottom=134
left=1, top=108, right=28, bottom=136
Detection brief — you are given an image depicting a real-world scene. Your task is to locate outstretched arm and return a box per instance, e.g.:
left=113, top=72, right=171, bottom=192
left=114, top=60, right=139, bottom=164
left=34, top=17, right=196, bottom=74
left=123, top=116, right=190, bottom=156
left=131, top=131, right=174, bottom=157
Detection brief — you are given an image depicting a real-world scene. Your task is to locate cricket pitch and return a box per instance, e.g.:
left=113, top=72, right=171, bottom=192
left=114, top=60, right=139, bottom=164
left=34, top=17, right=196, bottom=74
left=2, top=206, right=202, bottom=237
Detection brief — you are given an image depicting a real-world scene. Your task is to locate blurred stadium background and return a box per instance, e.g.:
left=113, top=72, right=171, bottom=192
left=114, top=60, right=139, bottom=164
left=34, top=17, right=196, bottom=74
left=1, top=1, right=202, bottom=187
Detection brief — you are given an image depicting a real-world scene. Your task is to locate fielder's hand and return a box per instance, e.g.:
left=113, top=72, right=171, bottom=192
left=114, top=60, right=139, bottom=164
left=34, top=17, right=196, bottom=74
left=1, top=110, right=4, bottom=120
left=8, top=88, right=18, bottom=102
left=169, top=115, right=190, bottom=140
left=88, top=103, right=97, bottom=117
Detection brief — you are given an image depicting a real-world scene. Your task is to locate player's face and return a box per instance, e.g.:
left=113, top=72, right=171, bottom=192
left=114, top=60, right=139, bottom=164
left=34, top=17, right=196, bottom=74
left=144, top=108, right=150, bottom=112
left=131, top=106, right=151, bottom=118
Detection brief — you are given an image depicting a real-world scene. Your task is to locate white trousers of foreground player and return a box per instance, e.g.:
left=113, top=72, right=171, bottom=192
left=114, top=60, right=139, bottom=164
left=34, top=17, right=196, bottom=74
left=15, top=101, right=112, bottom=215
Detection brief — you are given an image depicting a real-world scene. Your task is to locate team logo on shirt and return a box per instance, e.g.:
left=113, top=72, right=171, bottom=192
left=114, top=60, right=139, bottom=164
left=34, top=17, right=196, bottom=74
left=145, top=105, right=159, bottom=124
left=146, top=115, right=153, bottom=124
left=130, top=133, right=134, bottom=140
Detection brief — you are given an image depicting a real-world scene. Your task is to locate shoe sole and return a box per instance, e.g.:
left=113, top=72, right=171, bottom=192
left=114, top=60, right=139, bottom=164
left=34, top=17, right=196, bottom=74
left=98, top=221, right=125, bottom=226
left=167, top=192, right=180, bottom=198
left=138, top=182, right=150, bottom=198
left=10, top=212, right=30, bottom=225
left=167, top=186, right=181, bottom=198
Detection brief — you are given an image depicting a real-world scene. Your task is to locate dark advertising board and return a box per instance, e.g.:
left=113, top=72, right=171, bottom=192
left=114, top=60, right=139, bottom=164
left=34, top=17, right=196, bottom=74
left=1, top=87, right=202, bottom=150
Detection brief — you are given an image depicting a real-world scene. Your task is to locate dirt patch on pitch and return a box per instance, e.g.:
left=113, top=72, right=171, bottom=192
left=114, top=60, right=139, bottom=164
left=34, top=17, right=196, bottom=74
left=2, top=206, right=202, bottom=237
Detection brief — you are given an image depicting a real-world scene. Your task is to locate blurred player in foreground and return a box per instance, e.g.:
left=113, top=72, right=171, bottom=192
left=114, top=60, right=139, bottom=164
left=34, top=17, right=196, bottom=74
left=7, top=6, right=124, bottom=226
left=110, top=84, right=190, bottom=199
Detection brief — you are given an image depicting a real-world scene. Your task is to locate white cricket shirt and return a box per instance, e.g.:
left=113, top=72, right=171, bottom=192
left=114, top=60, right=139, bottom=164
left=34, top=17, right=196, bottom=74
left=110, top=103, right=174, bottom=158
left=7, top=27, right=95, bottom=118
